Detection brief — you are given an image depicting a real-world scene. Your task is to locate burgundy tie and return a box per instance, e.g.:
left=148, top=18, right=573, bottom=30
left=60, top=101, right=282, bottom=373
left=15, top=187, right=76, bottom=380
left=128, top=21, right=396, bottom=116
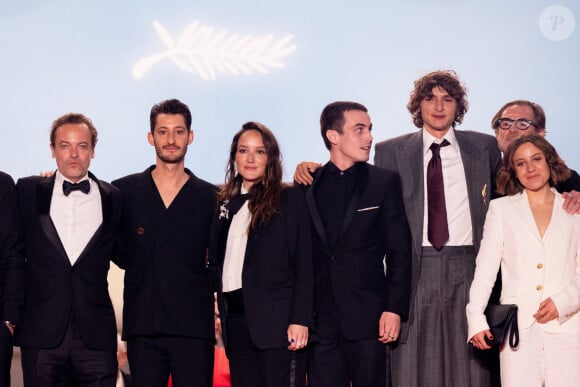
left=427, top=139, right=450, bottom=250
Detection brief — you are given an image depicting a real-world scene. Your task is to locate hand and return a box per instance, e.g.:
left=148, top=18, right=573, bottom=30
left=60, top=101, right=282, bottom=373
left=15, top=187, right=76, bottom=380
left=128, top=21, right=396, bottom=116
left=4, top=322, right=14, bottom=336
left=40, top=170, right=55, bottom=178
left=469, top=330, right=493, bottom=350
left=378, top=311, right=400, bottom=343
left=533, top=297, right=559, bottom=324
left=561, top=190, right=580, bottom=214
left=287, top=324, right=309, bottom=351
left=293, top=162, right=320, bottom=186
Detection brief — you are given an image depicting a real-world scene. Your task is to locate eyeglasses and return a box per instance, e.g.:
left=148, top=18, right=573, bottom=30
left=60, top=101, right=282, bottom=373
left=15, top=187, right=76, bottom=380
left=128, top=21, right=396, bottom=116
left=496, top=118, right=536, bottom=131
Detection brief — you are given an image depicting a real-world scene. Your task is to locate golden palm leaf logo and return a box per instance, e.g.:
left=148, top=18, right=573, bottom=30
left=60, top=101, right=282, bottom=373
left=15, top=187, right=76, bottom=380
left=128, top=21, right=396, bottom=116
left=133, top=20, right=297, bottom=81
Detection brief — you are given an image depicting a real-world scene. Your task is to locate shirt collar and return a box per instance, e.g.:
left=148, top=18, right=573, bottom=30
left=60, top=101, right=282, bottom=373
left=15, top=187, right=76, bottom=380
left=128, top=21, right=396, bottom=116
left=422, top=128, right=459, bottom=156
left=326, top=161, right=358, bottom=175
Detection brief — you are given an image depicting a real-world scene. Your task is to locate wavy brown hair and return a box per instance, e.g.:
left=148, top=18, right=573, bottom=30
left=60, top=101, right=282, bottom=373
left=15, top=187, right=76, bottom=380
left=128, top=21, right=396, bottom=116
left=407, top=70, right=468, bottom=129
left=218, top=121, right=285, bottom=230
left=496, top=133, right=571, bottom=196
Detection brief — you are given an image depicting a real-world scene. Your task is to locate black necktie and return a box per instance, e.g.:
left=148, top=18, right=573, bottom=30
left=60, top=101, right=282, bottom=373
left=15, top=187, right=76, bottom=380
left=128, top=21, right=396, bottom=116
left=63, top=180, right=90, bottom=196
left=427, top=139, right=450, bottom=250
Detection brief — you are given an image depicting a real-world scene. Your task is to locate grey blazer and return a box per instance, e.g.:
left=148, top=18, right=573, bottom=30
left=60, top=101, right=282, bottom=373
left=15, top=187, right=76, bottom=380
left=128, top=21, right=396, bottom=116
left=374, top=129, right=501, bottom=342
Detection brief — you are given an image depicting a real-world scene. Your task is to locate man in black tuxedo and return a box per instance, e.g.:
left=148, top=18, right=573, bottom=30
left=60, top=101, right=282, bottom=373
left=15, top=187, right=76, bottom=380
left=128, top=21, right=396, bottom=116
left=112, top=99, right=216, bottom=387
left=0, top=171, right=24, bottom=386
left=305, top=101, right=412, bottom=387
left=16, top=113, right=122, bottom=386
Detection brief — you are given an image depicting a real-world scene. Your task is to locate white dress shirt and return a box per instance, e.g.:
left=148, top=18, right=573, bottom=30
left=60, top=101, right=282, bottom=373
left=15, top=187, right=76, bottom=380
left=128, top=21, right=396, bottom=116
left=50, top=171, right=102, bottom=265
left=222, top=186, right=251, bottom=292
left=422, top=129, right=473, bottom=247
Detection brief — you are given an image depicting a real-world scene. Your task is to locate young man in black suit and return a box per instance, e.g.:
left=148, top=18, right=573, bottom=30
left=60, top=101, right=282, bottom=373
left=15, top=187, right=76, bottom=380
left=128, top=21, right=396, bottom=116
left=112, top=99, right=216, bottom=387
left=304, top=101, right=412, bottom=387
left=0, top=171, right=24, bottom=387
left=16, top=114, right=123, bottom=386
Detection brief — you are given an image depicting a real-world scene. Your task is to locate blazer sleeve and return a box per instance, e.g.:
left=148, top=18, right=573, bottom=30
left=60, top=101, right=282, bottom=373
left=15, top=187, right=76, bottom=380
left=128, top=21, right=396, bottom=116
left=551, top=216, right=580, bottom=323
left=0, top=174, right=25, bottom=325
left=285, top=187, right=314, bottom=328
left=466, top=200, right=503, bottom=340
left=555, top=168, right=580, bottom=193
left=382, top=172, right=412, bottom=320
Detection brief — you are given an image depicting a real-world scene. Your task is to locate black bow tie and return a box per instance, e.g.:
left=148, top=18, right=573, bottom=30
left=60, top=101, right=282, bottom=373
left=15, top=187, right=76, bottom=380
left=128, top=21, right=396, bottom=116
left=62, top=180, right=90, bottom=196
left=226, top=193, right=249, bottom=216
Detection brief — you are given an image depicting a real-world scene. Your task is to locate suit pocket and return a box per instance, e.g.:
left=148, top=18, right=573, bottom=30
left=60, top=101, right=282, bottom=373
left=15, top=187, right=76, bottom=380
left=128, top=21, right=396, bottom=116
left=357, top=205, right=380, bottom=212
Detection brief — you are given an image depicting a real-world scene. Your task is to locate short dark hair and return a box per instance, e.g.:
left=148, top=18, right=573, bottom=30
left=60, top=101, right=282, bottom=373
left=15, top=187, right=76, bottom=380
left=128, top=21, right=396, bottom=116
left=320, top=101, right=368, bottom=150
left=496, top=133, right=570, bottom=196
left=407, top=70, right=468, bottom=129
left=50, top=113, right=98, bottom=149
left=150, top=99, right=192, bottom=133
left=491, top=100, right=546, bottom=132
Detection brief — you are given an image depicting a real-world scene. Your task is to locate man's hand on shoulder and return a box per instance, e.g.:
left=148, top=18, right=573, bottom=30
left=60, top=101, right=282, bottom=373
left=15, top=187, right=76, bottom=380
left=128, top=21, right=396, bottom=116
left=562, top=190, right=580, bottom=214
left=293, top=161, right=321, bottom=186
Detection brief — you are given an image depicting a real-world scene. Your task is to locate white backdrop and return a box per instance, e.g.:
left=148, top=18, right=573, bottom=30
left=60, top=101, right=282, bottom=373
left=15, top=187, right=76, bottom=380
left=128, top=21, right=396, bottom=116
left=1, top=0, right=578, bottom=185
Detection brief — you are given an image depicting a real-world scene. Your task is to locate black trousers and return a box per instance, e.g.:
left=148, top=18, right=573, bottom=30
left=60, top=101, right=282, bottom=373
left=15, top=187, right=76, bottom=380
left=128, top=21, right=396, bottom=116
left=20, top=318, right=117, bottom=387
left=0, top=323, right=13, bottom=387
left=127, top=335, right=214, bottom=387
left=226, top=310, right=307, bottom=387
left=308, top=290, right=387, bottom=387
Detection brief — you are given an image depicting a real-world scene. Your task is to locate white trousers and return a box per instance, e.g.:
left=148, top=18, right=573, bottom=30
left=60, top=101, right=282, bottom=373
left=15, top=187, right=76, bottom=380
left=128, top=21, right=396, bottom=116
left=500, top=322, right=580, bottom=387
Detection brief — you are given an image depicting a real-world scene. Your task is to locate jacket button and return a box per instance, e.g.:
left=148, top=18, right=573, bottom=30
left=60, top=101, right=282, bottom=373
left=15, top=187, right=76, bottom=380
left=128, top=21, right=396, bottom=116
left=537, top=263, right=543, bottom=269
left=536, top=285, right=543, bottom=291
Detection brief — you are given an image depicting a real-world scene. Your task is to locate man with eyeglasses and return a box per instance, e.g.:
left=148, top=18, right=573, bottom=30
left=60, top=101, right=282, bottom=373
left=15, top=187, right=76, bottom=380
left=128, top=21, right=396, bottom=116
left=491, top=100, right=580, bottom=211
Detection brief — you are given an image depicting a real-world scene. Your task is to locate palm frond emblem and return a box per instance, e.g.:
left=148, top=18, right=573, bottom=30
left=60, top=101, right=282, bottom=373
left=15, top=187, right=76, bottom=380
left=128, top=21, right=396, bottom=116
left=133, top=20, right=297, bottom=81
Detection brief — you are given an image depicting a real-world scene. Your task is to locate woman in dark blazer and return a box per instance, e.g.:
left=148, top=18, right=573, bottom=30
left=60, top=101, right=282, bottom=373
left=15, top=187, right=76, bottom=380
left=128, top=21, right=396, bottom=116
left=209, top=122, right=313, bottom=387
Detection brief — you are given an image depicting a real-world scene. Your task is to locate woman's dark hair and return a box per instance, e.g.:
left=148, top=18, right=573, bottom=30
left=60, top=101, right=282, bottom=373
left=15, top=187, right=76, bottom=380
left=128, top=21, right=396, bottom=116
left=218, top=121, right=285, bottom=230
left=496, top=133, right=571, bottom=196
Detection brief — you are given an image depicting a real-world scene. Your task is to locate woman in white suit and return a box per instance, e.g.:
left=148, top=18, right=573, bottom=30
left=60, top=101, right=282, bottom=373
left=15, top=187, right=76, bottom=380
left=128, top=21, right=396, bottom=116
left=466, top=133, right=580, bottom=387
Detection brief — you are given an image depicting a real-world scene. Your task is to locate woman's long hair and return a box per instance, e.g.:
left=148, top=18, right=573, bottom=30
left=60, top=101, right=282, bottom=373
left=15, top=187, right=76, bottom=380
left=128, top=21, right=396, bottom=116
left=218, top=122, right=284, bottom=230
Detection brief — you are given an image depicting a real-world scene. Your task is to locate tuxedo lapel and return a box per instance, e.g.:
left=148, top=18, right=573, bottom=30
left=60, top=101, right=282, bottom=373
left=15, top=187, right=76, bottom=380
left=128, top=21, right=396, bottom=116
left=513, top=190, right=552, bottom=243
left=399, top=131, right=424, bottom=260
left=74, top=173, right=113, bottom=266
left=37, top=176, right=69, bottom=263
left=337, top=163, right=367, bottom=240
left=455, top=131, right=489, bottom=250
left=306, top=165, right=330, bottom=254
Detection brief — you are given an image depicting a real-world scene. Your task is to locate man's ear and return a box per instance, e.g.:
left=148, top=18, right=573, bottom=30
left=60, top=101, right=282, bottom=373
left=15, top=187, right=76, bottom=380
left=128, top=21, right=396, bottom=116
left=326, top=130, right=339, bottom=146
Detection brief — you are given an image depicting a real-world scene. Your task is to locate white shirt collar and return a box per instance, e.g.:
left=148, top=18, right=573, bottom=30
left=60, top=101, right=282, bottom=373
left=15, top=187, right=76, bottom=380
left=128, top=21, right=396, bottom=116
left=422, top=128, right=459, bottom=156
left=54, top=170, right=90, bottom=195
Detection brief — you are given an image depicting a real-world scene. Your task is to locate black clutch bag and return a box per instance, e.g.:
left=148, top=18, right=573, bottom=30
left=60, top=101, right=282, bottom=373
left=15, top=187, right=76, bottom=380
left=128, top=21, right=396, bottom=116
left=483, top=304, right=519, bottom=348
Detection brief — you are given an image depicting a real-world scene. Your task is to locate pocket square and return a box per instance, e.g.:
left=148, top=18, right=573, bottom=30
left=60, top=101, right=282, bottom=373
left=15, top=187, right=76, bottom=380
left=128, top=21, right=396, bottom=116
left=357, top=206, right=379, bottom=212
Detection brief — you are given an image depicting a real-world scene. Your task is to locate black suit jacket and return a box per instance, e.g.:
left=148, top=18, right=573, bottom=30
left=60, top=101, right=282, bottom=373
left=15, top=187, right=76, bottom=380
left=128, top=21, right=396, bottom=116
left=16, top=172, right=122, bottom=350
left=305, top=162, right=412, bottom=341
left=0, top=172, right=24, bottom=327
left=113, top=166, right=217, bottom=341
left=209, top=186, right=314, bottom=351
left=556, top=168, right=580, bottom=193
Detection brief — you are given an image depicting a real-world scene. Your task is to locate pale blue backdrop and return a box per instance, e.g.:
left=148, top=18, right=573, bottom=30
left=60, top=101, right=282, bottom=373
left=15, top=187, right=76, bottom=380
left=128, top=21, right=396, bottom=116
left=1, top=0, right=578, bottom=183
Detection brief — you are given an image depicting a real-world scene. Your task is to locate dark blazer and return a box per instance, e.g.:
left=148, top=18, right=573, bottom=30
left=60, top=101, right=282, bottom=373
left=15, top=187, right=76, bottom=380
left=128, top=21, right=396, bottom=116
left=305, top=162, right=412, bottom=342
left=112, top=166, right=217, bottom=341
left=15, top=172, right=122, bottom=350
left=374, top=129, right=502, bottom=342
left=0, top=172, right=24, bottom=328
left=556, top=168, right=580, bottom=193
left=209, top=186, right=313, bottom=351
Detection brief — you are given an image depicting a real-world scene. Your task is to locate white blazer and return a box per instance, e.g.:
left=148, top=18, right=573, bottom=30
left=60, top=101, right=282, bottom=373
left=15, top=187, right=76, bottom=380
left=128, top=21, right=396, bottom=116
left=466, top=189, right=580, bottom=340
